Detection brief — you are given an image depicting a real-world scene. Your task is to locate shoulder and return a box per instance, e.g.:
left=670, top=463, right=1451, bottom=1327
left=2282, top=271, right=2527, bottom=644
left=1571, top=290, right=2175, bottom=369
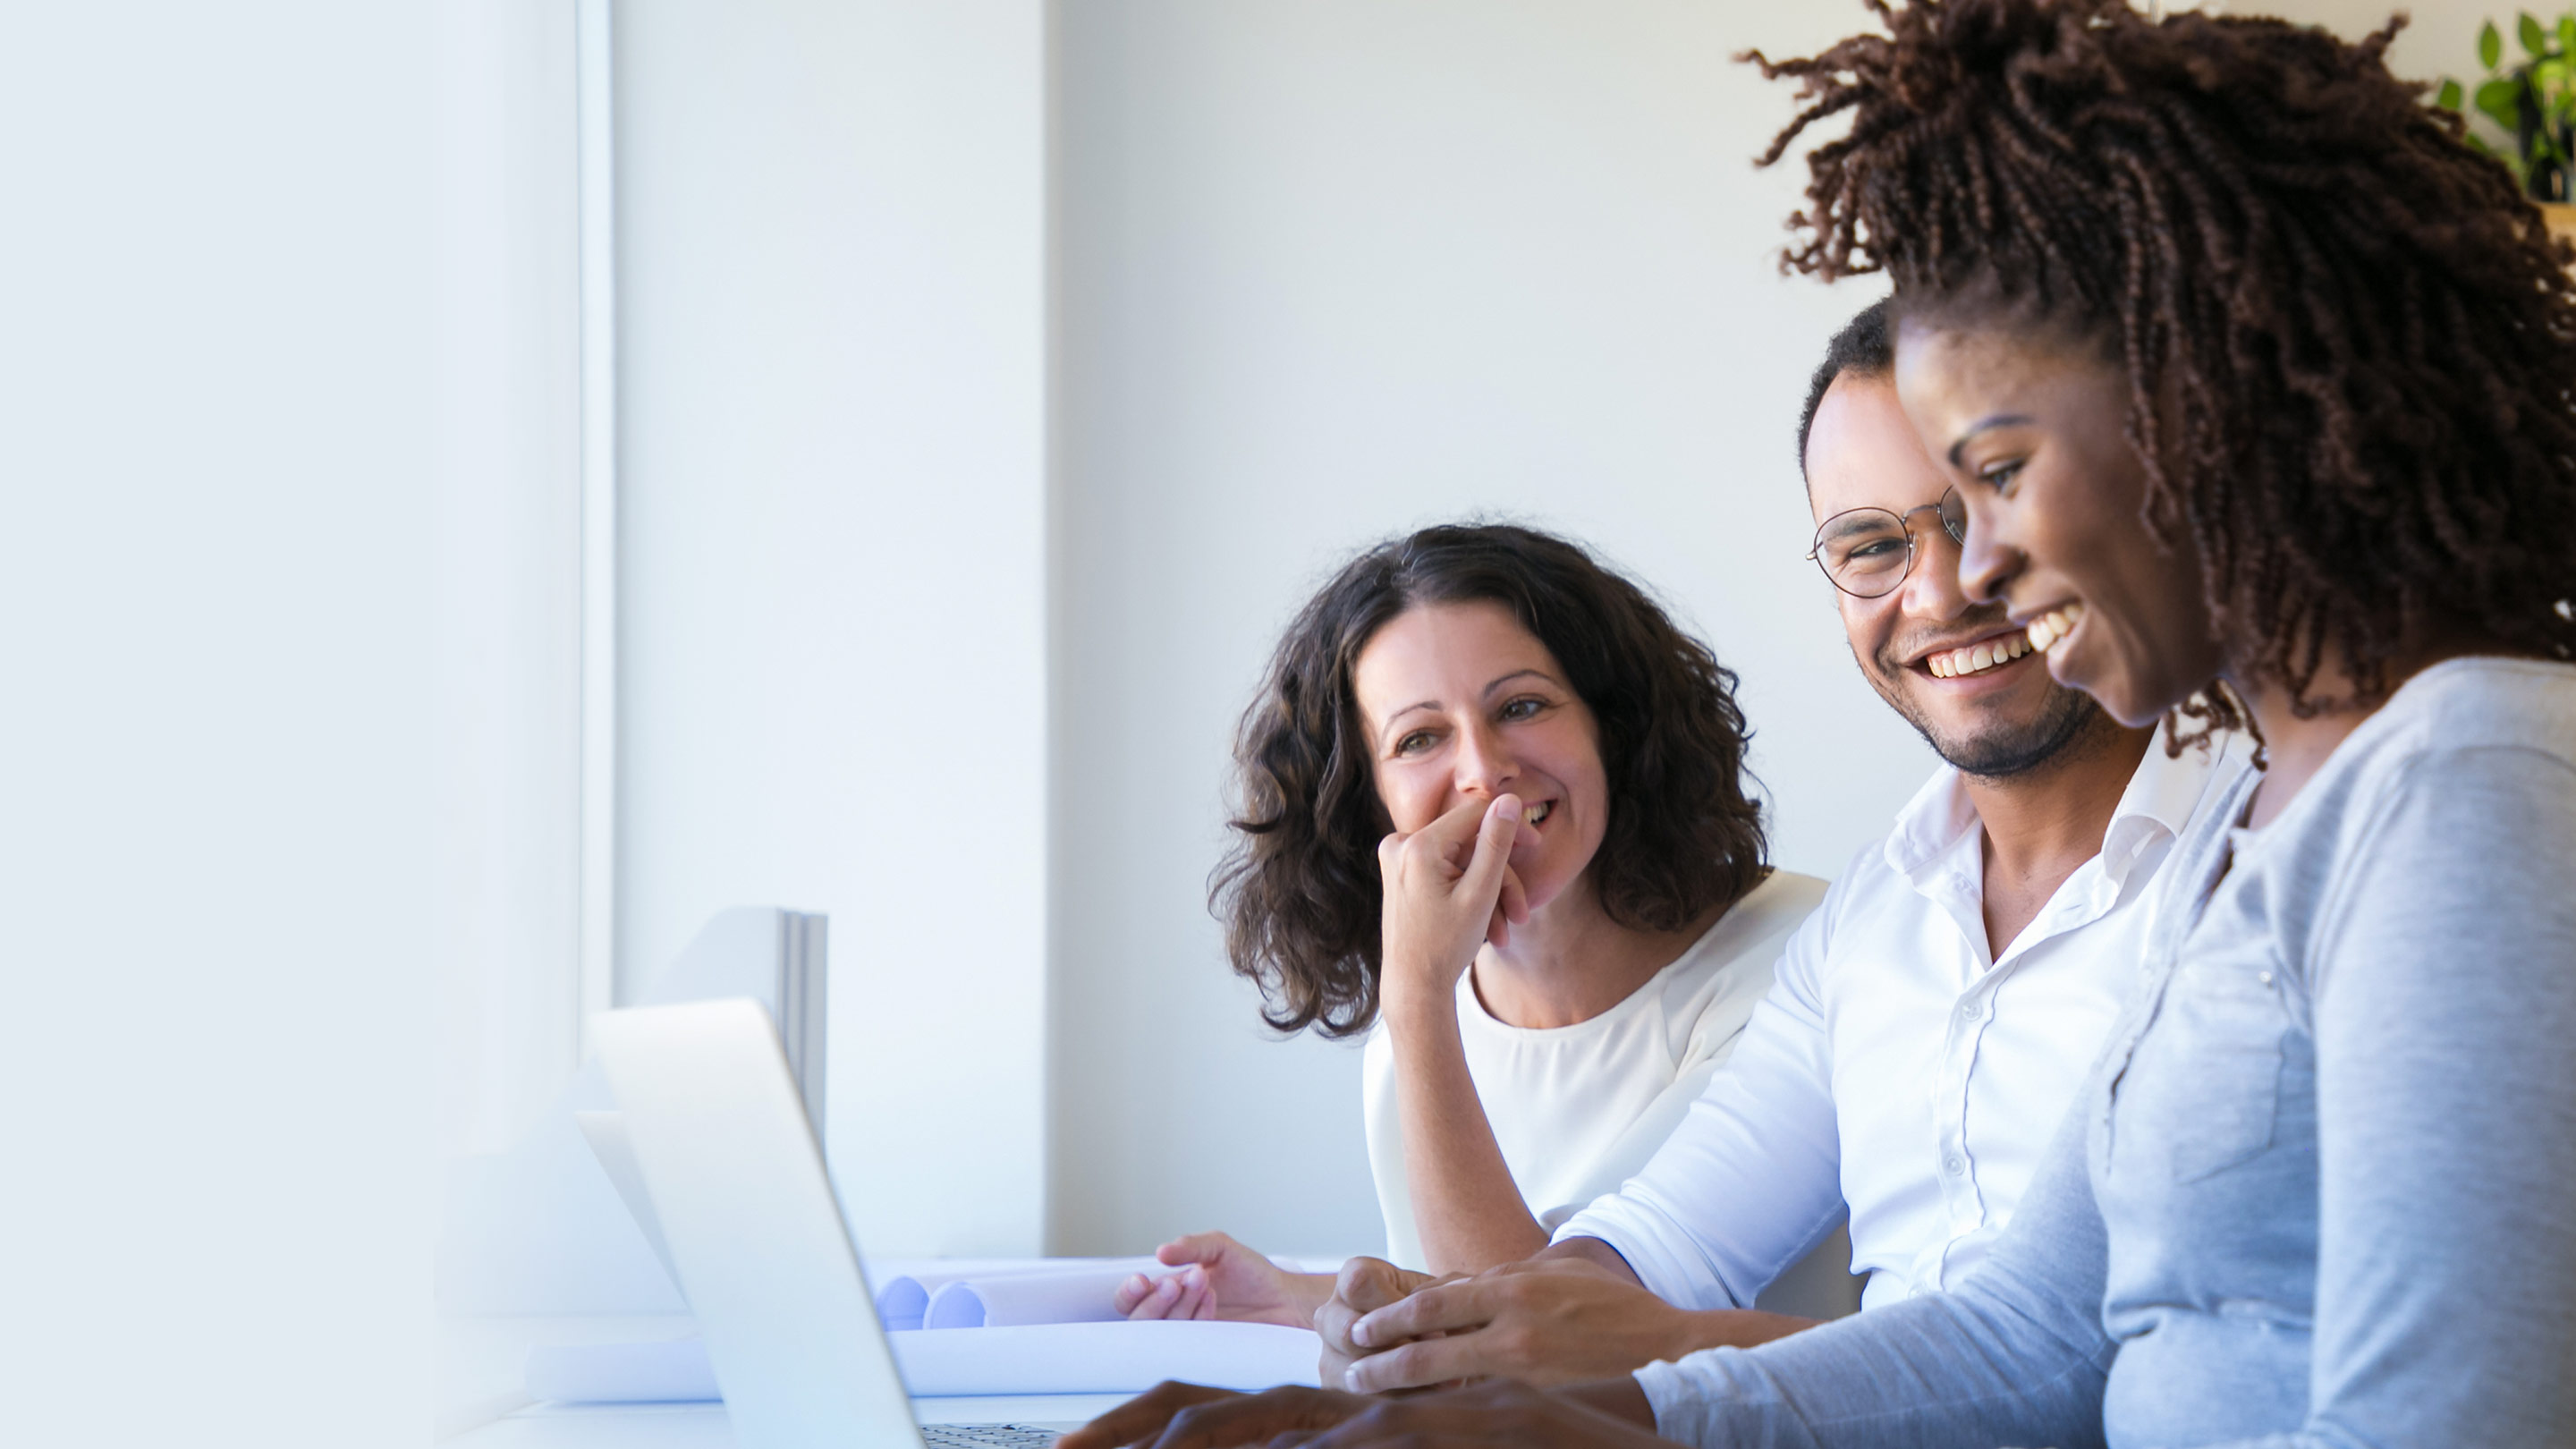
left=1656, top=871, right=1829, bottom=1053
left=2288, top=660, right=2576, bottom=841
left=2245, top=662, right=2576, bottom=975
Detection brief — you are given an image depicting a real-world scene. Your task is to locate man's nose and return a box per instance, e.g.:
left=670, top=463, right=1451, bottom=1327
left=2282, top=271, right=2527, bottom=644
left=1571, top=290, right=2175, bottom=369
left=1897, top=525, right=1978, bottom=621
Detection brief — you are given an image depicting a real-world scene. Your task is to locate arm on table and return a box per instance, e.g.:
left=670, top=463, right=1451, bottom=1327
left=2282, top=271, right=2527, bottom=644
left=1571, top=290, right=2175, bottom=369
left=1635, top=1089, right=2114, bottom=1449
left=1322, top=1241, right=1820, bottom=1393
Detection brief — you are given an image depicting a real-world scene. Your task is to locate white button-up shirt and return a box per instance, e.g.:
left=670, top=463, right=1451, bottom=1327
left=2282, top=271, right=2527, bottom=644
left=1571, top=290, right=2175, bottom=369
left=1557, top=725, right=2250, bottom=1310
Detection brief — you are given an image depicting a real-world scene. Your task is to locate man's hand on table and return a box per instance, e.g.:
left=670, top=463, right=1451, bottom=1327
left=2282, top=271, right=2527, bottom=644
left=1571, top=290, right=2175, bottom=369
left=1054, top=1376, right=1664, bottom=1449
left=1319, top=1252, right=1820, bottom=1392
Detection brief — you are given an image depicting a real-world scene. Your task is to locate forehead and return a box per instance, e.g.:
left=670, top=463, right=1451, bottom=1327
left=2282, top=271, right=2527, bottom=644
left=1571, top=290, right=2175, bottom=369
left=1351, top=600, right=1553, bottom=718
left=1892, top=318, right=2098, bottom=425
left=1804, top=371, right=1949, bottom=524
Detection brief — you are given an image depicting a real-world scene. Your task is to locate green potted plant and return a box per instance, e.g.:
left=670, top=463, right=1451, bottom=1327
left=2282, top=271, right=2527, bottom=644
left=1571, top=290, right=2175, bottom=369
left=2435, top=12, right=2576, bottom=236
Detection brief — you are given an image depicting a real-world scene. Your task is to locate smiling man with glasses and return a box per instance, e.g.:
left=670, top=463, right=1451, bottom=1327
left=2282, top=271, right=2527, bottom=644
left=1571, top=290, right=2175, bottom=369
left=1077, top=301, right=2263, bottom=1426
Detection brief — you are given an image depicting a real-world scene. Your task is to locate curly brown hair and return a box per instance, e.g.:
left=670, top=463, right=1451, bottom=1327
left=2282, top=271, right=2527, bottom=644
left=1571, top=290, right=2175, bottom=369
left=1213, top=523, right=1769, bottom=1038
left=1749, top=0, right=2576, bottom=713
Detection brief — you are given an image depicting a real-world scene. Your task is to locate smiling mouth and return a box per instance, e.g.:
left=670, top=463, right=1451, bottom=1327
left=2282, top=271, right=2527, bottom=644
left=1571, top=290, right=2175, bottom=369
left=1924, top=632, right=2035, bottom=679
left=1523, top=801, right=1553, bottom=825
left=2023, top=601, right=2087, bottom=656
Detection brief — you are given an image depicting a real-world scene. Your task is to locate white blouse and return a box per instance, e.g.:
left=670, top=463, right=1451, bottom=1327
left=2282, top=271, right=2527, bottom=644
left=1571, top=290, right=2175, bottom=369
left=1361, top=869, right=1828, bottom=1271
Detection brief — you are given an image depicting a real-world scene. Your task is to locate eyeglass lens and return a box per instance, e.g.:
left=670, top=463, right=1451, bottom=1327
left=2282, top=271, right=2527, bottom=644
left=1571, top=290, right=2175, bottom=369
left=1811, top=488, right=1969, bottom=598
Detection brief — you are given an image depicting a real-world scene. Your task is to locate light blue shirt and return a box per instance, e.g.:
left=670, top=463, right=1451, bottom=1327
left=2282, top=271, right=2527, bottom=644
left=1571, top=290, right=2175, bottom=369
left=1639, top=658, right=2576, bottom=1449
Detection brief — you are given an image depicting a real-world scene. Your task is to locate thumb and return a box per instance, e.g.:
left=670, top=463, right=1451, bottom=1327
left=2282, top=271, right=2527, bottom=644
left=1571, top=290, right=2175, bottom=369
left=1335, top=1255, right=1415, bottom=1317
left=1457, top=793, right=1524, bottom=904
left=1157, top=1231, right=1236, bottom=1268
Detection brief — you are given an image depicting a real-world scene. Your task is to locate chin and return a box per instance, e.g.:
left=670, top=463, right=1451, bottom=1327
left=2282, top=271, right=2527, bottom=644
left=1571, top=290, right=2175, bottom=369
left=2063, top=668, right=2186, bottom=730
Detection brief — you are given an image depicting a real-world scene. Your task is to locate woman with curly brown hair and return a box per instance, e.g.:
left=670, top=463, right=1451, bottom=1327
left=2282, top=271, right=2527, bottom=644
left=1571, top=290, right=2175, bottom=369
left=1111, top=522, right=1824, bottom=1330
left=1066, top=3, right=2576, bottom=1445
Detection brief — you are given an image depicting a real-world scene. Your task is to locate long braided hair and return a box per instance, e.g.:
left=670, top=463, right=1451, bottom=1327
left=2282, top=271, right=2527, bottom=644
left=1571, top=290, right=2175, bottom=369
left=1750, top=0, right=2576, bottom=714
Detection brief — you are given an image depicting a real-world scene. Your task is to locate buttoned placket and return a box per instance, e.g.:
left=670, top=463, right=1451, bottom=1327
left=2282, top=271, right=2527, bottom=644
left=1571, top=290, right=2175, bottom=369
left=1914, top=822, right=2144, bottom=1293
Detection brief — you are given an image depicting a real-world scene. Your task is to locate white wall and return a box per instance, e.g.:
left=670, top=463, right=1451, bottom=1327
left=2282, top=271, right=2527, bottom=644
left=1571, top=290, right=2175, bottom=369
left=0, top=4, right=445, bottom=1440
left=615, top=0, right=1052, bottom=1258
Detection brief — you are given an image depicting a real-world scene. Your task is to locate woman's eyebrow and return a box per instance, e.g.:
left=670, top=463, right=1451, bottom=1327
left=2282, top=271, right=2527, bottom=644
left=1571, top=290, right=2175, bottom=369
left=1947, top=412, right=2034, bottom=467
left=1481, top=668, right=1557, bottom=699
left=1379, top=699, right=1443, bottom=742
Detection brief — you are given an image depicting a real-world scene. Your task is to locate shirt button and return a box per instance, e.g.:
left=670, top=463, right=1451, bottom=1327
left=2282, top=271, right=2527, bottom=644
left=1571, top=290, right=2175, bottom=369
left=1958, top=1002, right=1981, bottom=1021
left=1944, top=1156, right=1965, bottom=1175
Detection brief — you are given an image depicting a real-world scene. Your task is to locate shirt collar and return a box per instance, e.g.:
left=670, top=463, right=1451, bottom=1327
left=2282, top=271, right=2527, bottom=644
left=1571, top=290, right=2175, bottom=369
left=1880, top=719, right=2246, bottom=887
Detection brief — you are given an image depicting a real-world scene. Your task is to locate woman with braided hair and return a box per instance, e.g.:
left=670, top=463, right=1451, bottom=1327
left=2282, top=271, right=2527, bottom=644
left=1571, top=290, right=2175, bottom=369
left=1060, top=3, right=2576, bottom=1446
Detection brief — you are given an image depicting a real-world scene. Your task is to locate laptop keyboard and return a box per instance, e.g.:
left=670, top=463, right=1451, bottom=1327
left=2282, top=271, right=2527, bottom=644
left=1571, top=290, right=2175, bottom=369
left=920, top=1426, right=1061, bottom=1447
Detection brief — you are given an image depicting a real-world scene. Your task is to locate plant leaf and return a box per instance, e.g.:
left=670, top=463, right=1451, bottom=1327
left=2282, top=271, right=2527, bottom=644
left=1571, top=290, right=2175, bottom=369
left=2478, top=76, right=2526, bottom=132
left=2521, top=12, right=2548, bottom=59
left=2562, top=13, right=2576, bottom=58
left=2483, top=19, right=2504, bottom=70
left=2437, top=76, right=2466, bottom=111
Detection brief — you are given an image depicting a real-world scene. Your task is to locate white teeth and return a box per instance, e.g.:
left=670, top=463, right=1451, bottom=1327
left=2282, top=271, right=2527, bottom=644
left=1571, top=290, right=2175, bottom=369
left=1524, top=802, right=1550, bottom=824
left=2025, top=602, right=2087, bottom=655
left=1928, top=632, right=2030, bottom=679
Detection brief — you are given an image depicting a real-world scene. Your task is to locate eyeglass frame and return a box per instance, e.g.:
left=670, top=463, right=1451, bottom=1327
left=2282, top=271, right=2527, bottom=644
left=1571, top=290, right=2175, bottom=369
left=1803, top=487, right=1970, bottom=599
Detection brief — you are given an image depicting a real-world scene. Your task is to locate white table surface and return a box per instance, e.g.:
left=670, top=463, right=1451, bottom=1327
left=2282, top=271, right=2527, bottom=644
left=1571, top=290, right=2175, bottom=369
left=451, top=1394, right=1126, bottom=1446
left=440, top=1312, right=1130, bottom=1445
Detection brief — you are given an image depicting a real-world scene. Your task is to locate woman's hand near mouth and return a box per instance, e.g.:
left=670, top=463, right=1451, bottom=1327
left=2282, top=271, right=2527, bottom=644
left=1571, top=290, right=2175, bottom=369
left=1377, top=793, right=1534, bottom=1009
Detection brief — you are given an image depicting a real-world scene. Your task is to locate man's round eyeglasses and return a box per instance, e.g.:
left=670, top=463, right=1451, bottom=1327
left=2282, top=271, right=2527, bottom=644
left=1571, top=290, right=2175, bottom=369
left=1806, top=487, right=1969, bottom=599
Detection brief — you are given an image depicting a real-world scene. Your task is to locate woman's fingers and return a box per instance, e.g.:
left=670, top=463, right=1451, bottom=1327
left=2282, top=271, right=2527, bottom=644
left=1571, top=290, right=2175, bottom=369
left=1124, top=1271, right=1187, bottom=1320
left=1114, top=1273, right=1154, bottom=1315
left=1486, top=866, right=1528, bottom=947
left=1146, top=1385, right=1375, bottom=1449
left=1055, top=1381, right=1241, bottom=1449
left=1170, top=1266, right=1213, bottom=1320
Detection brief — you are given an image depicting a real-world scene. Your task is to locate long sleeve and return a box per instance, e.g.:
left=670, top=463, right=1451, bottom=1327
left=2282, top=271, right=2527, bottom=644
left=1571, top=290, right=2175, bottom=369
left=1555, top=905, right=1844, bottom=1309
left=1634, top=1090, right=2114, bottom=1449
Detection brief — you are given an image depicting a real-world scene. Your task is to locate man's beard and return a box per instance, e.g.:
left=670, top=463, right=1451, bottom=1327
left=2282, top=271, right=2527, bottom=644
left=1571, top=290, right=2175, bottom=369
left=1866, top=641, right=2114, bottom=779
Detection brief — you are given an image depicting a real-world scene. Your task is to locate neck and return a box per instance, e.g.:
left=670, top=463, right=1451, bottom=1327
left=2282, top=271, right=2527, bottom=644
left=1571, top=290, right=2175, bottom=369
left=1960, top=716, right=2153, bottom=958
left=1471, top=875, right=1721, bottom=1030
left=1961, top=717, right=2153, bottom=877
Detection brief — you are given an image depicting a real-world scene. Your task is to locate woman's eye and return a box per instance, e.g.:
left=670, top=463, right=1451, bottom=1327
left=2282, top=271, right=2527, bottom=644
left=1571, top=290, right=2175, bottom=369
left=1394, top=730, right=1436, bottom=756
left=1499, top=697, right=1545, bottom=722
left=1979, top=459, right=2025, bottom=492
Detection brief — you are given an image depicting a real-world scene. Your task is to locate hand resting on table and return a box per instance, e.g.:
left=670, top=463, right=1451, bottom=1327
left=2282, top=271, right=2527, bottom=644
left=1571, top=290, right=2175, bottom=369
left=1112, top=1231, right=1336, bottom=1330
left=1318, top=1248, right=1820, bottom=1393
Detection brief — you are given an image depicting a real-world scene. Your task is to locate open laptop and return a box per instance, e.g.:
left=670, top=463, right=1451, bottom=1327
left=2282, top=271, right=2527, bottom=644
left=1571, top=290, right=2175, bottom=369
left=594, top=998, right=1064, bottom=1448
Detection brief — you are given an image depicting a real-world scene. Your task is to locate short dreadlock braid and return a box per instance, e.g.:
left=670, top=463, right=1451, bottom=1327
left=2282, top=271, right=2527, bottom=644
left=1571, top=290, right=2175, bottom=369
left=1750, top=0, right=2576, bottom=713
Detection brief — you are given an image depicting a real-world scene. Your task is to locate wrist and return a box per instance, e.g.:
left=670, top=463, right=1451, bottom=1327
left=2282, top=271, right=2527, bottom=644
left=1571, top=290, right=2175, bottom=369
left=1668, top=1307, right=1731, bottom=1363
left=1378, top=965, right=1459, bottom=1023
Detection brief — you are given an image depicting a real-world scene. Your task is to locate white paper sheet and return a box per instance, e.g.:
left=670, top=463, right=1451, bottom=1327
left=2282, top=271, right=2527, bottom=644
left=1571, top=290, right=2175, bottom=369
left=525, top=1321, right=1324, bottom=1402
